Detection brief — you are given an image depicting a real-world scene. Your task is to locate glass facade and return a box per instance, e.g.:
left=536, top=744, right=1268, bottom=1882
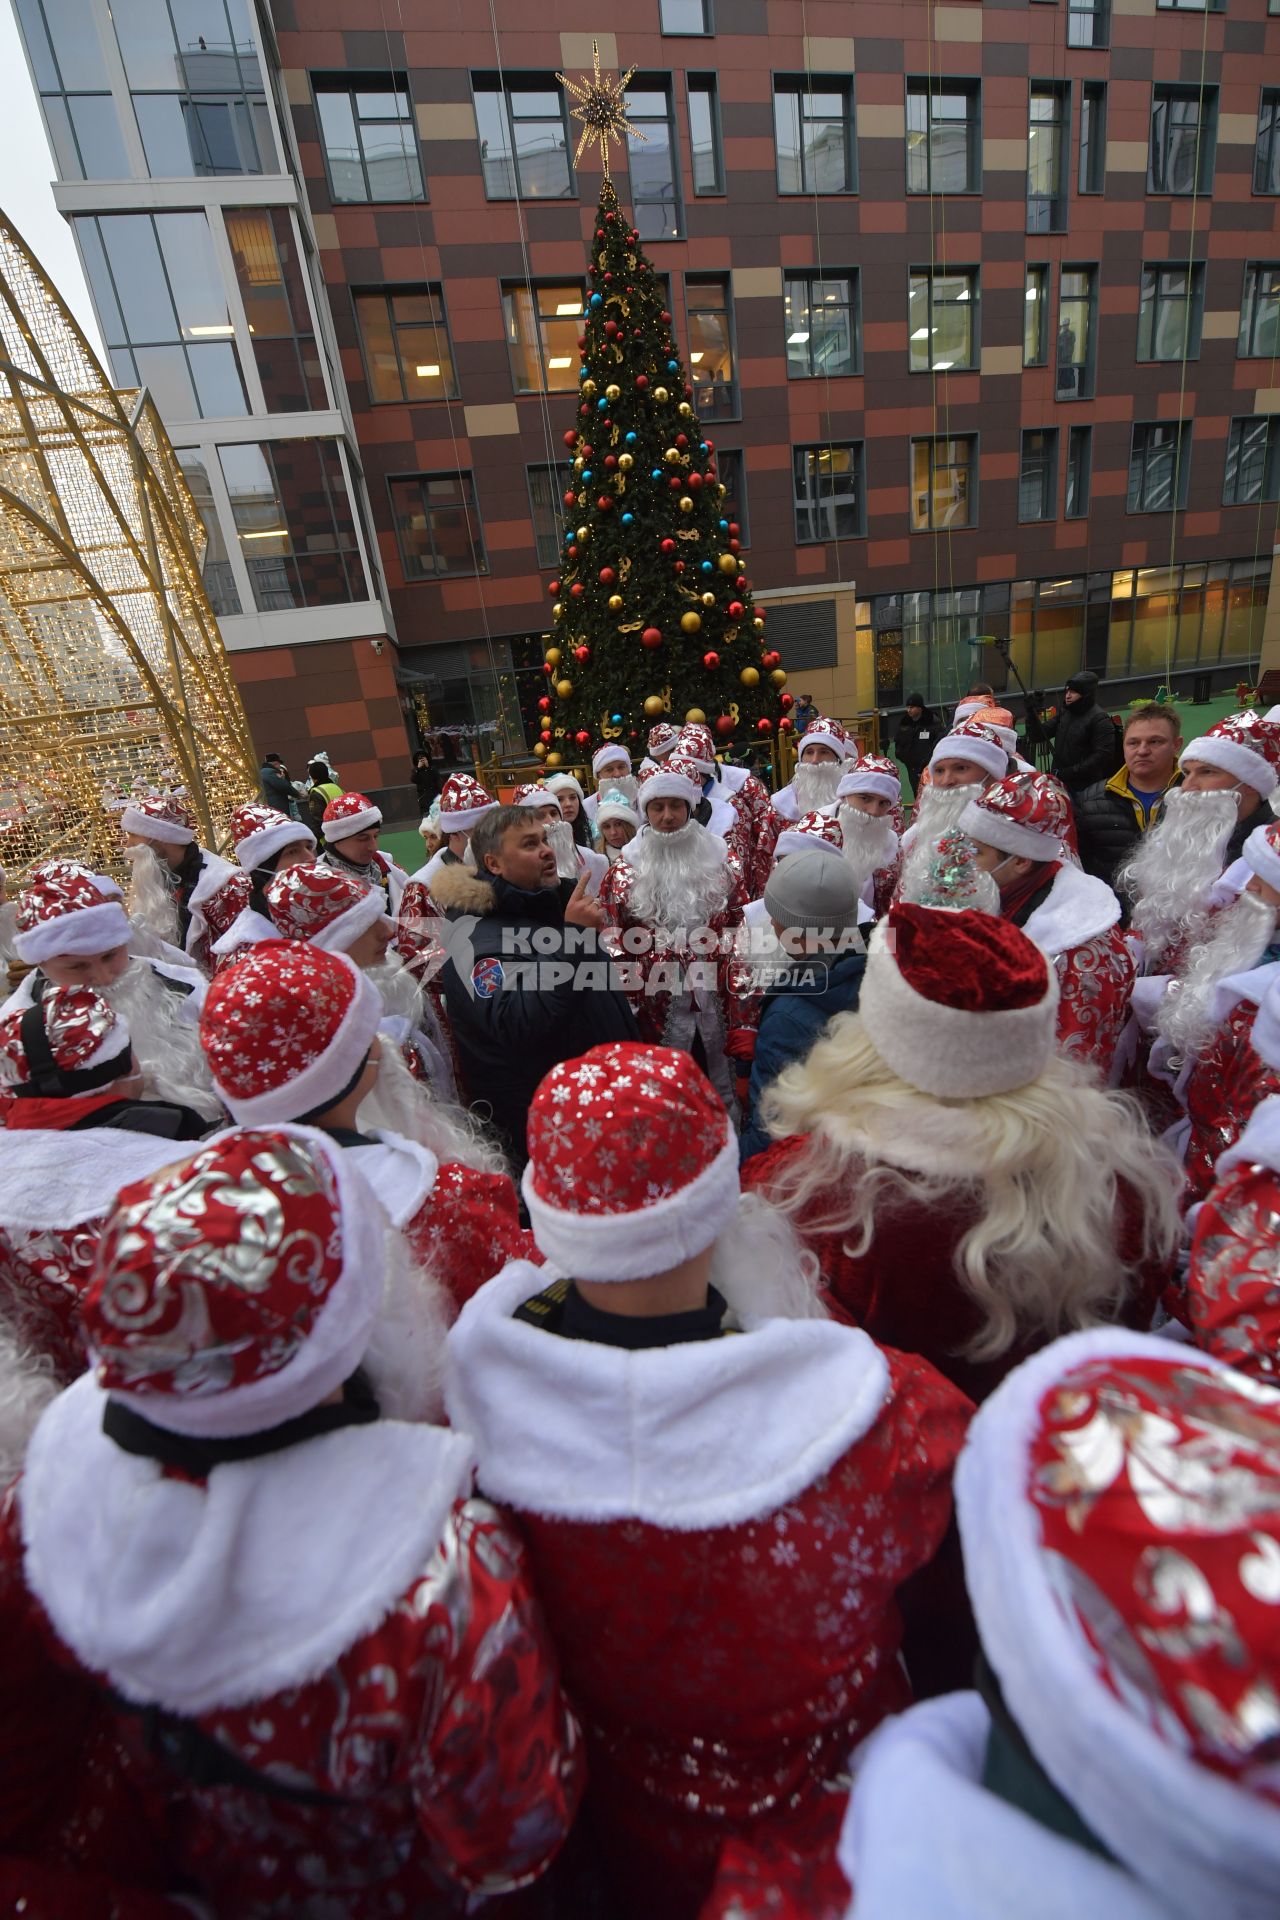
left=793, top=444, right=865, bottom=542
left=1239, top=265, right=1280, bottom=359
left=226, top=208, right=326, bottom=411
left=688, top=75, right=723, bottom=194
left=173, top=445, right=241, bottom=615
left=526, top=466, right=561, bottom=569
left=314, top=75, right=424, bottom=203
left=1024, top=265, right=1049, bottom=366
left=1149, top=85, right=1217, bottom=195
left=911, top=437, right=977, bottom=530
left=685, top=276, right=736, bottom=420
left=219, top=439, right=368, bottom=610
left=1057, top=266, right=1096, bottom=398
left=909, top=270, right=978, bottom=372
left=1019, top=428, right=1057, bottom=521
left=785, top=273, right=860, bottom=378
left=1137, top=263, right=1203, bottom=362
left=627, top=80, right=682, bottom=239
left=774, top=78, right=855, bottom=194
left=906, top=81, right=981, bottom=194
left=16, top=0, right=129, bottom=179
left=1224, top=417, right=1280, bottom=506
left=1128, top=422, right=1193, bottom=513
left=502, top=283, right=584, bottom=393
left=1027, top=84, right=1068, bottom=234
left=389, top=473, right=487, bottom=580
left=116, top=0, right=275, bottom=178
left=473, top=74, right=572, bottom=199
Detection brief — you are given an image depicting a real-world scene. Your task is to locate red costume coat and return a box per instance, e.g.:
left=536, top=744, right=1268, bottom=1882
left=743, top=1136, right=1166, bottom=1405
left=1182, top=997, right=1280, bottom=1207
left=14, top=1380, right=582, bottom=1919
left=445, top=1261, right=971, bottom=1919
left=598, top=843, right=753, bottom=1052
left=1016, top=861, right=1134, bottom=1076
left=1188, top=1150, right=1280, bottom=1384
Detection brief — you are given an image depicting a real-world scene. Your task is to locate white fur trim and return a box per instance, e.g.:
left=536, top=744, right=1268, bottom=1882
left=1020, top=862, right=1122, bottom=957
left=309, top=886, right=389, bottom=954
left=1216, top=1095, right=1280, bottom=1181
left=522, top=1127, right=739, bottom=1280
left=0, top=1128, right=191, bottom=1231
left=120, top=804, right=194, bottom=847
left=576, top=844, right=610, bottom=898
left=342, top=1130, right=438, bottom=1229
left=771, top=783, right=801, bottom=823
left=15, top=900, right=132, bottom=965
left=955, top=1328, right=1280, bottom=1920
left=544, top=773, right=586, bottom=803
left=595, top=793, right=640, bottom=829
left=953, top=699, right=987, bottom=721
left=592, top=746, right=631, bottom=778
left=183, top=851, right=239, bottom=958
left=237, top=820, right=315, bottom=870
left=21, top=1371, right=474, bottom=1715
left=215, top=963, right=384, bottom=1129
left=958, top=797, right=1064, bottom=864
left=1244, top=824, right=1280, bottom=895
left=641, top=768, right=702, bottom=810
left=859, top=918, right=1059, bottom=1097
left=839, top=767, right=900, bottom=803
left=210, top=905, right=276, bottom=959
left=437, top=797, right=498, bottom=832
left=799, top=724, right=851, bottom=761
left=1182, top=735, right=1279, bottom=799
left=445, top=1259, right=890, bottom=1529
left=1207, top=957, right=1280, bottom=1038
left=930, top=733, right=1009, bottom=783
left=322, top=805, right=379, bottom=844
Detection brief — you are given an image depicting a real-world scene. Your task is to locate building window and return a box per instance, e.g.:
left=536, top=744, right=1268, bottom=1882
left=1224, top=417, right=1280, bottom=505
left=225, top=209, right=325, bottom=413
left=626, top=79, right=682, bottom=239
left=502, top=283, right=584, bottom=393
left=911, top=436, right=977, bottom=530
left=313, top=74, right=424, bottom=204
left=109, top=0, right=275, bottom=179
left=1128, top=422, right=1192, bottom=513
left=1157, top=0, right=1223, bottom=10
left=686, top=276, right=737, bottom=420
left=1149, top=84, right=1217, bottom=195
left=173, top=446, right=242, bottom=616
left=716, top=448, right=748, bottom=545
left=793, top=444, right=865, bottom=542
left=909, top=268, right=978, bottom=372
left=688, top=74, right=723, bottom=193
left=774, top=76, right=856, bottom=194
left=1137, top=263, right=1204, bottom=362
left=906, top=80, right=981, bottom=195
left=784, top=272, right=861, bottom=377
left=1239, top=263, right=1280, bottom=357
left=74, top=210, right=248, bottom=419
left=1019, top=428, right=1058, bottom=522
left=1067, top=0, right=1109, bottom=47
left=660, top=0, right=712, bottom=31
left=353, top=287, right=459, bottom=403
left=219, top=439, right=368, bottom=610
left=15, top=0, right=129, bottom=180
left=1028, top=83, right=1069, bottom=233
left=1080, top=82, right=1107, bottom=193
left=389, top=473, right=487, bottom=580
left=1057, top=266, right=1097, bottom=398
left=1025, top=265, right=1049, bottom=365
left=1257, top=91, right=1280, bottom=195
left=472, top=73, right=572, bottom=200
left=1065, top=426, right=1092, bottom=519
left=526, top=466, right=562, bottom=569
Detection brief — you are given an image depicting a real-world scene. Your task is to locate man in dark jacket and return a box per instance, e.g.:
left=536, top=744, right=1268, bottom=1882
left=893, top=693, right=945, bottom=798
left=1046, top=671, right=1118, bottom=793
left=432, top=805, right=637, bottom=1163
left=259, top=754, right=297, bottom=817
left=1073, top=704, right=1183, bottom=885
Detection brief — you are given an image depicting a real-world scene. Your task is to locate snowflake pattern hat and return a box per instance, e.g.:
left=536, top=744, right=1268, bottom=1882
left=512, top=782, right=557, bottom=811
left=640, top=756, right=704, bottom=812
left=230, top=802, right=313, bottom=872
left=0, top=984, right=131, bottom=1094
left=859, top=901, right=1059, bottom=1097
left=959, top=771, right=1072, bottom=863
left=15, top=861, right=132, bottom=965
left=956, top=1330, right=1280, bottom=1920
left=928, top=721, right=1011, bottom=784
left=264, top=862, right=387, bottom=953
left=81, top=1124, right=385, bottom=1438
left=647, top=722, right=679, bottom=761
left=676, top=723, right=717, bottom=775
left=1182, top=712, right=1280, bottom=800
left=120, top=794, right=196, bottom=846
left=838, top=754, right=902, bottom=804
left=321, top=791, right=382, bottom=844
left=521, top=1042, right=740, bottom=1281
left=199, top=938, right=383, bottom=1124
left=798, top=715, right=854, bottom=761
left=773, top=809, right=844, bottom=861
left=438, top=771, right=499, bottom=834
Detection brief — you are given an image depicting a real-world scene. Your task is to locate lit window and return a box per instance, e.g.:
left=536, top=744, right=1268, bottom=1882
left=793, top=444, right=865, bottom=542
left=354, top=287, right=459, bottom=403
left=908, top=269, right=978, bottom=372
left=784, top=273, right=860, bottom=378
left=686, top=276, right=736, bottom=419
left=1025, top=265, right=1049, bottom=366
left=911, top=436, right=977, bottom=530
left=226, top=208, right=327, bottom=411
left=502, top=283, right=585, bottom=393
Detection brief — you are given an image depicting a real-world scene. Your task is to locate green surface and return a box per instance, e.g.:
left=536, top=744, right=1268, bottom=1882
left=382, top=826, right=427, bottom=873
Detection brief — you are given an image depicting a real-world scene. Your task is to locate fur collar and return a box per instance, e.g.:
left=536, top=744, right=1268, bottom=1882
left=0, top=1126, right=192, bottom=1230
left=1209, top=957, right=1280, bottom=1034
left=342, top=1129, right=438, bottom=1228
left=186, top=850, right=238, bottom=915
left=210, top=905, right=275, bottom=958
left=444, top=1259, right=890, bottom=1530
left=22, top=1372, right=475, bottom=1715
left=1021, top=862, right=1121, bottom=956
left=772, top=782, right=800, bottom=822
left=1217, top=1094, right=1280, bottom=1182
left=428, top=864, right=498, bottom=915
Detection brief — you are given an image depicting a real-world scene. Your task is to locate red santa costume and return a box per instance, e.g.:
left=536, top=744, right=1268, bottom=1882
left=837, top=756, right=903, bottom=918
left=899, top=721, right=1011, bottom=869
left=396, top=770, right=499, bottom=973
left=958, top=772, right=1134, bottom=1074
left=318, top=790, right=409, bottom=914
left=583, top=742, right=639, bottom=825
left=444, top=1042, right=971, bottom=1920
left=201, top=802, right=317, bottom=965
left=598, top=760, right=751, bottom=1107
left=2, top=1125, right=582, bottom=1917
left=841, top=1329, right=1280, bottom=1920
left=119, top=792, right=236, bottom=973
left=768, top=715, right=857, bottom=828
left=0, top=989, right=194, bottom=1385
left=677, top=722, right=774, bottom=895
left=744, top=903, right=1181, bottom=1402
left=200, top=938, right=532, bottom=1317
left=640, top=719, right=680, bottom=776
left=1187, top=1066, right=1280, bottom=1383
left=511, top=779, right=609, bottom=897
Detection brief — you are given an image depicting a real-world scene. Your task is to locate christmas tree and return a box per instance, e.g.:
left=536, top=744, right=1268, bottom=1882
left=537, top=155, right=788, bottom=768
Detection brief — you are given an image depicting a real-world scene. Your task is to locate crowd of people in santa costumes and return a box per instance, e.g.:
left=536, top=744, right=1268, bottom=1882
left=4, top=691, right=1280, bottom=1914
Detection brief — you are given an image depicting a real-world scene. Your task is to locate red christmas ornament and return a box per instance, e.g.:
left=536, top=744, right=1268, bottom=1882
left=669, top=476, right=682, bottom=491
left=675, top=434, right=688, bottom=450
left=603, top=271, right=613, bottom=282
left=604, top=319, right=618, bottom=337
left=687, top=473, right=703, bottom=490
left=563, top=490, right=576, bottom=507
left=575, top=729, right=591, bottom=747
left=779, top=716, right=794, bottom=733
left=579, top=404, right=590, bottom=419
left=660, top=537, right=676, bottom=555
left=757, top=607, right=768, bottom=624
left=538, top=695, right=552, bottom=712
left=729, top=522, right=740, bottom=536
left=729, top=539, right=741, bottom=554
left=599, top=566, right=616, bottom=584
left=715, top=714, right=736, bottom=736
left=562, top=430, right=577, bottom=450
left=757, top=717, right=773, bottom=735
left=674, top=561, right=685, bottom=573
left=727, top=600, right=744, bottom=620
left=635, top=374, right=649, bottom=390
left=702, top=651, right=720, bottom=671
left=570, top=582, right=585, bottom=599
left=604, top=453, right=617, bottom=470
left=736, top=575, right=747, bottom=589
left=573, top=645, right=590, bottom=664
left=595, top=228, right=605, bottom=239
left=763, top=649, right=781, bottom=669
left=568, top=544, right=579, bottom=558
left=600, top=419, right=612, bottom=431
left=629, top=729, right=638, bottom=740
left=661, top=310, right=671, bottom=324
left=542, top=662, right=553, bottom=676
left=606, top=210, right=616, bottom=222
left=633, top=328, right=644, bottom=339
left=549, top=580, right=560, bottom=595
left=597, top=495, right=612, bottom=512
left=578, top=335, right=587, bottom=350
left=684, top=384, right=693, bottom=399
left=641, top=627, right=663, bottom=649
left=581, top=445, right=594, bottom=459
left=780, top=693, right=794, bottom=710
left=705, top=440, right=716, bottom=454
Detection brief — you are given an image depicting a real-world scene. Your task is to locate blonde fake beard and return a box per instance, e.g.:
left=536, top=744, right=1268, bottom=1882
left=544, top=816, right=581, bottom=882
left=629, top=819, right=732, bottom=934
left=359, top=1036, right=506, bottom=1175
left=1154, top=887, right=1278, bottom=1065
left=837, top=805, right=900, bottom=895
left=108, top=961, right=225, bottom=1122
left=123, top=842, right=183, bottom=950
left=793, top=761, right=845, bottom=813
left=1119, top=786, right=1241, bottom=963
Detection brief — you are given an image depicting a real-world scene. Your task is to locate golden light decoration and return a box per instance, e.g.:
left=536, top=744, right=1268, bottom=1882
left=557, top=40, right=645, bottom=179
left=0, top=210, right=257, bottom=882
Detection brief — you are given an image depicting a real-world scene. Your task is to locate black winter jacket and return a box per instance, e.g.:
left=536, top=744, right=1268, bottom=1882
left=1072, top=776, right=1177, bottom=885
left=1046, top=674, right=1118, bottom=792
left=893, top=701, right=946, bottom=785
left=432, top=864, right=637, bottom=1164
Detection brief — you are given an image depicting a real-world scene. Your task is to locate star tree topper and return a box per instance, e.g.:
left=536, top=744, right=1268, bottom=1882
left=557, top=40, right=645, bottom=179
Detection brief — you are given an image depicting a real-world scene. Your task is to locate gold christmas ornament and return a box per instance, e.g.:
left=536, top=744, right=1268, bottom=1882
left=605, top=383, right=620, bottom=401
left=664, top=447, right=681, bottom=465
left=581, top=379, right=597, bottom=398
left=680, top=611, right=702, bottom=634
left=678, top=402, right=693, bottom=418
left=654, top=386, right=669, bottom=403
left=679, top=496, right=694, bottom=513
left=576, top=525, right=589, bottom=542
left=545, top=647, right=562, bottom=666
left=718, top=484, right=726, bottom=497
left=700, top=592, right=715, bottom=608
left=573, top=456, right=585, bottom=472
left=771, top=669, right=787, bottom=688
left=753, top=618, right=765, bottom=632
left=546, top=751, right=563, bottom=768
left=718, top=554, right=737, bottom=575
left=685, top=707, right=706, bottom=724
left=739, top=667, right=760, bottom=688
left=618, top=452, right=634, bottom=470
left=534, top=742, right=548, bottom=758
left=607, top=594, right=623, bottom=611
left=551, top=602, right=564, bottom=619
left=556, top=678, right=574, bottom=698
left=643, top=694, right=666, bottom=718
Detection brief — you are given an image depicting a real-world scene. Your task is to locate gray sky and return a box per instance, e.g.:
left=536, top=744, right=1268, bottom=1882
left=0, top=4, right=106, bottom=357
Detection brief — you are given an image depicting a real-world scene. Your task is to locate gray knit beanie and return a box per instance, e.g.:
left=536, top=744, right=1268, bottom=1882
left=762, top=846, right=861, bottom=933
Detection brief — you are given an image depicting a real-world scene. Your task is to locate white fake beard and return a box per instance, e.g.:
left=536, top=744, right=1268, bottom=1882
left=544, top=817, right=580, bottom=881
left=360, top=1225, right=453, bottom=1424
left=630, top=819, right=732, bottom=934
left=793, top=762, right=844, bottom=812
left=1154, top=888, right=1278, bottom=1064
left=109, top=961, right=224, bottom=1122
left=123, top=842, right=183, bottom=950
left=462, top=838, right=478, bottom=870
left=366, top=954, right=425, bottom=1025
left=600, top=773, right=639, bottom=806
left=897, top=830, right=1003, bottom=915
left=1120, top=787, right=1240, bottom=963
left=710, top=1193, right=828, bottom=1323
left=837, top=806, right=900, bottom=895
left=0, top=901, right=18, bottom=963
left=898, top=784, right=986, bottom=901
left=359, top=1037, right=505, bottom=1174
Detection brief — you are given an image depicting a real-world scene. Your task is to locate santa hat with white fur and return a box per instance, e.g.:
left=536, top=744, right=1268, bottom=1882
left=120, top=794, right=196, bottom=847
left=438, top=771, right=499, bottom=834
left=595, top=788, right=640, bottom=830
left=676, top=723, right=717, bottom=776
left=1242, top=817, right=1280, bottom=897
left=521, top=1041, right=740, bottom=1280
left=230, top=802, right=314, bottom=872
left=859, top=902, right=1059, bottom=1098
left=958, top=771, right=1071, bottom=864
left=647, top=722, right=679, bottom=761
left=592, top=743, right=631, bottom=780
left=265, top=861, right=388, bottom=953
left=928, top=721, right=1010, bottom=785
left=773, top=809, right=844, bottom=861
left=511, top=781, right=556, bottom=810
left=838, top=755, right=901, bottom=805
left=544, top=772, right=586, bottom=807
left=199, top=939, right=382, bottom=1125
left=1181, top=712, right=1280, bottom=800
left=640, top=757, right=704, bottom=813
left=798, top=715, right=854, bottom=762
left=15, top=861, right=132, bottom=965
left=321, top=791, right=382, bottom=844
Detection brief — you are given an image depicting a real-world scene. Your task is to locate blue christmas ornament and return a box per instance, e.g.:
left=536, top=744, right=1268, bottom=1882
left=650, top=468, right=663, bottom=481
left=581, top=469, right=593, bottom=484
left=611, top=713, right=623, bottom=724
left=700, top=442, right=710, bottom=455
left=625, top=431, right=637, bottom=446
left=719, top=518, right=729, bottom=532
left=621, top=512, right=634, bottom=526
left=590, top=292, right=603, bottom=307
left=700, top=560, right=713, bottom=574
left=596, top=397, right=608, bottom=411
left=579, top=367, right=589, bottom=381
left=666, top=358, right=678, bottom=372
